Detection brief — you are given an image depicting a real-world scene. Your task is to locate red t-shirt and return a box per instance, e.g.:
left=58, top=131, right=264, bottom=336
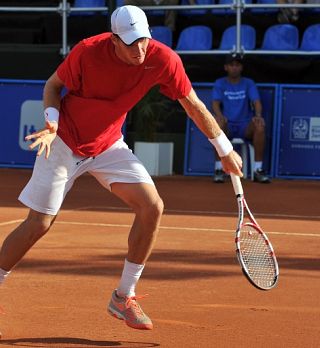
left=56, top=33, right=192, bottom=157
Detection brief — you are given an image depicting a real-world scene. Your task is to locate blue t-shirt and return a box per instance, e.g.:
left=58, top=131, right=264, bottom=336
left=212, top=77, right=260, bottom=123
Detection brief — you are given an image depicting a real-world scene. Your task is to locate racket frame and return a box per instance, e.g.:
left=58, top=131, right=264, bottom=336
left=231, top=174, right=279, bottom=290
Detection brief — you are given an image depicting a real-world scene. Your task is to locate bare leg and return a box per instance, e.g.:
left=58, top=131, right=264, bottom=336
left=106, top=182, right=162, bottom=329
left=0, top=209, right=55, bottom=271
left=110, top=182, right=164, bottom=265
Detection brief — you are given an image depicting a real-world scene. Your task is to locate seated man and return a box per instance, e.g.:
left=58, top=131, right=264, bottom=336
left=277, top=0, right=304, bottom=23
left=212, top=54, right=270, bottom=183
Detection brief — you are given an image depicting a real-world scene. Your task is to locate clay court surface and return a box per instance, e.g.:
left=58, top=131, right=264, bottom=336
left=0, top=168, right=319, bottom=348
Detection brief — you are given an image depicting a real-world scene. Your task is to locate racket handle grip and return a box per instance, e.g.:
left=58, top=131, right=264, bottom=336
left=230, top=173, right=244, bottom=196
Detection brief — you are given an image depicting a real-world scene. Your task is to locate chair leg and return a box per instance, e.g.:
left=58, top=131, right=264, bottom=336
left=248, top=144, right=255, bottom=181
left=241, top=143, right=248, bottom=179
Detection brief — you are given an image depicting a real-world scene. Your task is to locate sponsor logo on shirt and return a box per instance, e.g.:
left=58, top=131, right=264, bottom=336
left=224, top=90, right=246, bottom=100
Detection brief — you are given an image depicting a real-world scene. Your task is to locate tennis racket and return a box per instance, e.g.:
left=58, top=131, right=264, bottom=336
left=230, top=173, right=279, bottom=290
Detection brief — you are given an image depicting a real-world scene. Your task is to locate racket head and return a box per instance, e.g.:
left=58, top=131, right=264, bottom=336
left=236, top=222, right=279, bottom=290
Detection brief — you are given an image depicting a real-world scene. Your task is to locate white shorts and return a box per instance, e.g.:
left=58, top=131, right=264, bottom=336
left=19, top=136, right=154, bottom=215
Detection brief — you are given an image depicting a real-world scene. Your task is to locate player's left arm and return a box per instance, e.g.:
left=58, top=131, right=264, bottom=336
left=26, top=72, right=65, bottom=158
left=178, top=88, right=243, bottom=177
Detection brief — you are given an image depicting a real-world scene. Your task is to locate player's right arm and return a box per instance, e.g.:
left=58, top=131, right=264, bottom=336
left=26, top=72, right=65, bottom=159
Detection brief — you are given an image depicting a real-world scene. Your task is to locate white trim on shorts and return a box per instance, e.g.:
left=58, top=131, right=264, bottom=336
left=19, top=136, right=154, bottom=215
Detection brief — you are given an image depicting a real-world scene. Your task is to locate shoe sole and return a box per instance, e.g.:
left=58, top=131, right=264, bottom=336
left=254, top=179, right=271, bottom=183
left=107, top=306, right=153, bottom=330
left=108, top=307, right=125, bottom=320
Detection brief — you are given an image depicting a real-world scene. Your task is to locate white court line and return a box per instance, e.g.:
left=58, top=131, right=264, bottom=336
left=1, top=219, right=319, bottom=238
left=0, top=219, right=23, bottom=227
left=54, top=221, right=320, bottom=237
left=73, top=205, right=320, bottom=220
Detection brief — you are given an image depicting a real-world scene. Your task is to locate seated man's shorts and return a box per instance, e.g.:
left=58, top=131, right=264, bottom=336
left=227, top=120, right=251, bottom=139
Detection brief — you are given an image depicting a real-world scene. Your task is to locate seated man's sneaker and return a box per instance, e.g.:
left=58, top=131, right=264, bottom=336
left=213, top=169, right=225, bottom=183
left=254, top=169, right=271, bottom=184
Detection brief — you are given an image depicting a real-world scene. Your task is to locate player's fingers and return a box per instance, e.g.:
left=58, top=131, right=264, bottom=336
left=224, top=165, right=242, bottom=177
left=226, top=162, right=243, bottom=177
left=231, top=151, right=243, bottom=168
left=26, top=133, right=42, bottom=141
left=45, top=144, right=51, bottom=159
left=228, top=157, right=243, bottom=177
left=234, top=164, right=243, bottom=177
left=25, top=133, right=38, bottom=141
left=37, top=142, right=45, bottom=157
left=25, top=129, right=49, bottom=140
left=234, top=154, right=243, bottom=176
left=28, top=137, right=42, bottom=150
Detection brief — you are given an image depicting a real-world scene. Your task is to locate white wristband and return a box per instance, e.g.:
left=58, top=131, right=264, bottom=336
left=44, top=107, right=59, bottom=124
left=209, top=131, right=233, bottom=157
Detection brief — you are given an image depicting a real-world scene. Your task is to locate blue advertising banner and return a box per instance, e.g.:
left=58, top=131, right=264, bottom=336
left=184, top=83, right=278, bottom=177
left=275, top=86, right=320, bottom=179
left=1, top=79, right=46, bottom=168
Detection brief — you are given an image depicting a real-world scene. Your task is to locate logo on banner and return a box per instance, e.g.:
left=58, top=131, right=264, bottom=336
left=309, top=117, right=320, bottom=142
left=290, top=116, right=320, bottom=142
left=19, top=100, right=45, bottom=151
left=291, top=117, right=309, bottom=141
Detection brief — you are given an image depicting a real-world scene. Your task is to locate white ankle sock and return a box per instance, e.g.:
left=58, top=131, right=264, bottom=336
left=215, top=161, right=223, bottom=170
left=0, top=268, right=10, bottom=285
left=254, top=161, right=262, bottom=171
left=117, top=259, right=145, bottom=298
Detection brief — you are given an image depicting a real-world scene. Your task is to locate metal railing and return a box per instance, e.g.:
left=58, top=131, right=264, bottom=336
left=0, top=0, right=320, bottom=56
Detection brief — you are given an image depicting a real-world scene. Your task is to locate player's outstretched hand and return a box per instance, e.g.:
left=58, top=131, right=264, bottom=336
left=25, top=121, right=58, bottom=159
left=221, top=150, right=243, bottom=177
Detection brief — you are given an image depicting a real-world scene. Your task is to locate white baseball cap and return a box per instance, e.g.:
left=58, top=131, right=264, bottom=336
left=111, top=5, right=152, bottom=45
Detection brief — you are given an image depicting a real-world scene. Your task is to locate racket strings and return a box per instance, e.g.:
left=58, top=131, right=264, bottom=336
left=240, top=225, right=277, bottom=288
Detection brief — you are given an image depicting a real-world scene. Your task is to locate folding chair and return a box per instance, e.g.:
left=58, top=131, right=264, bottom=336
left=151, top=25, right=173, bottom=47
left=261, top=24, right=299, bottom=50
left=219, top=24, right=256, bottom=50
left=300, top=24, right=320, bottom=51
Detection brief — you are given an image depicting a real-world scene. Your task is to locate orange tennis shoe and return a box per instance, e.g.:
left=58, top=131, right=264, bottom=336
left=107, top=290, right=153, bottom=330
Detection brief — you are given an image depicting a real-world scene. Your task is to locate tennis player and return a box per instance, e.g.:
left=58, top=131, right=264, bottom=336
left=0, top=6, right=242, bottom=331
